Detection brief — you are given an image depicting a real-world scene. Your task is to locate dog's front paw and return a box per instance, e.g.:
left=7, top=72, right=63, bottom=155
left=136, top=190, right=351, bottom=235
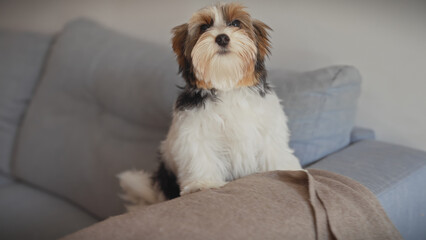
left=180, top=180, right=226, bottom=196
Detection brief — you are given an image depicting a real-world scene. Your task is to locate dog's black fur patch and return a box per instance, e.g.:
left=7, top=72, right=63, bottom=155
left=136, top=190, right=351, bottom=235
left=181, top=58, right=198, bottom=87
left=252, top=57, right=271, bottom=97
left=151, top=162, right=180, bottom=200
left=175, top=87, right=218, bottom=111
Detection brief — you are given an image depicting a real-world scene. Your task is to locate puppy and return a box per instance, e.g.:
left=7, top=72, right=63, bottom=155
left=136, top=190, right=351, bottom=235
left=118, top=2, right=301, bottom=209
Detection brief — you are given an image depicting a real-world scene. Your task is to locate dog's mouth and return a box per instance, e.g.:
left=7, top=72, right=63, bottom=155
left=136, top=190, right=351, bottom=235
left=217, top=47, right=230, bottom=55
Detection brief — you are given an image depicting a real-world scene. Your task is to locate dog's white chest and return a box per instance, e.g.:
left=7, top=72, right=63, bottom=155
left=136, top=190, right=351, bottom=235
left=162, top=87, right=298, bottom=185
left=194, top=89, right=289, bottom=178
left=206, top=89, right=269, bottom=144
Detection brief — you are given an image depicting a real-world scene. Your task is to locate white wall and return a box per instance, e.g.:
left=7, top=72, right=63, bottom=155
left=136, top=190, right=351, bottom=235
left=1, top=0, right=425, bottom=151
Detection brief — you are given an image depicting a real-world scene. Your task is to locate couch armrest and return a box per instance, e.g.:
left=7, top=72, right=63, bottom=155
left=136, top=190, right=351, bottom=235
left=308, top=139, right=426, bottom=194
left=308, top=140, right=426, bottom=240
left=350, top=127, right=375, bottom=143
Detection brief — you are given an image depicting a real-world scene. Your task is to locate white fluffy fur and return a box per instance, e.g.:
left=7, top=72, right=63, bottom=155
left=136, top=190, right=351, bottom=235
left=161, top=88, right=301, bottom=195
left=117, top=170, right=164, bottom=209
left=119, top=88, right=301, bottom=205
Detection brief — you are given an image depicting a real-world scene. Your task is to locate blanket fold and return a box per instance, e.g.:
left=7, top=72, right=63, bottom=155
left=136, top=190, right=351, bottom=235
left=63, top=170, right=402, bottom=240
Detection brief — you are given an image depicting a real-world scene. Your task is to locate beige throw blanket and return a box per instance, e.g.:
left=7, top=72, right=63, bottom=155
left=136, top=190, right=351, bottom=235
left=63, top=170, right=402, bottom=240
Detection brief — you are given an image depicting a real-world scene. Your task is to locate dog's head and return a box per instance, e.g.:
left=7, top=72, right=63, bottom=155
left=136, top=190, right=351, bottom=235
left=172, top=3, right=271, bottom=91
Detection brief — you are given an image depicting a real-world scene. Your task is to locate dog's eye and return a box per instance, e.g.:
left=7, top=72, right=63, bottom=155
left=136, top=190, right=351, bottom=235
left=200, top=24, right=210, bottom=33
left=229, top=20, right=241, bottom=28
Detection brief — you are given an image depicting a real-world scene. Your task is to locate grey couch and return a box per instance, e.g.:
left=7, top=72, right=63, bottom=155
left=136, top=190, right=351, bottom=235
left=1, top=19, right=425, bottom=240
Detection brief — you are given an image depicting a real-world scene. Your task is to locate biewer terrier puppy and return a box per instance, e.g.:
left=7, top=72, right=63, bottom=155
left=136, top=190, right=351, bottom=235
left=119, top=2, right=301, bottom=208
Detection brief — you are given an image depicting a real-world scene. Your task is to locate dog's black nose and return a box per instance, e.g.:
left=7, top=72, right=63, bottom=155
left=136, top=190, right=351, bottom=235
left=215, top=34, right=230, bottom=47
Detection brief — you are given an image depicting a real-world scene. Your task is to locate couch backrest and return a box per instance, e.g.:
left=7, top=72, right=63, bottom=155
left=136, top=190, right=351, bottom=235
left=13, top=19, right=179, bottom=218
left=270, top=66, right=361, bottom=166
left=0, top=30, right=52, bottom=175
left=12, top=19, right=361, bottom=218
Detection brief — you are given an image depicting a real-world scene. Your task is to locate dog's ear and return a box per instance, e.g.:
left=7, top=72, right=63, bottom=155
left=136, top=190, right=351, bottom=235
left=171, top=23, right=189, bottom=73
left=252, top=19, right=272, bottom=61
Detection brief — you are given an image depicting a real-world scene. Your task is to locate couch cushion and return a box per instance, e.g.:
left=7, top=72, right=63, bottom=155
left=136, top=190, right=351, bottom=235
left=0, top=30, right=52, bottom=174
left=308, top=140, right=426, bottom=240
left=270, top=66, right=361, bottom=166
left=0, top=181, right=97, bottom=240
left=349, top=127, right=375, bottom=143
left=13, top=19, right=179, bottom=218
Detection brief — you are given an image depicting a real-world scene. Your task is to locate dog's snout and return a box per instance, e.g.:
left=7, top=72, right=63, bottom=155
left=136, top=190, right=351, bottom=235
left=215, top=34, right=230, bottom=47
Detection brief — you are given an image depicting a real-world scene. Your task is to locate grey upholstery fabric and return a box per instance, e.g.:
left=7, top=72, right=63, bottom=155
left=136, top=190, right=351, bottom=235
left=13, top=19, right=179, bottom=218
left=270, top=66, right=361, bottom=166
left=0, top=181, right=97, bottom=240
left=0, top=173, right=13, bottom=186
left=308, top=140, right=426, bottom=240
left=349, top=127, right=375, bottom=143
left=0, top=30, right=52, bottom=174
